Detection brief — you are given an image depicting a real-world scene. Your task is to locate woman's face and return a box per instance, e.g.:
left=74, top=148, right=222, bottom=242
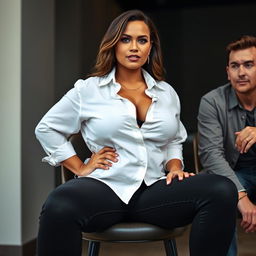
left=115, top=20, right=152, bottom=71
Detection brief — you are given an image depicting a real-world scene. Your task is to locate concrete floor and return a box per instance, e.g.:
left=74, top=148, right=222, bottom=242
left=82, top=220, right=256, bottom=255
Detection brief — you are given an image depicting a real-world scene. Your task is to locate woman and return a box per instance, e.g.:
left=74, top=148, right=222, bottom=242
left=35, top=9, right=237, bottom=256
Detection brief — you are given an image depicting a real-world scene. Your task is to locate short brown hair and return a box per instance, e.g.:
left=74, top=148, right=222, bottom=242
left=226, top=35, right=256, bottom=63
left=89, top=10, right=165, bottom=80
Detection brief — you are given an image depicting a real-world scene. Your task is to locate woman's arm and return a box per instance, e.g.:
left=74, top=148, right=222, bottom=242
left=165, top=159, right=195, bottom=185
left=61, top=147, right=119, bottom=176
left=35, top=81, right=83, bottom=166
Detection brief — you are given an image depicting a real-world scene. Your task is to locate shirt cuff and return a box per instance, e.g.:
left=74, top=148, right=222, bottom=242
left=164, top=148, right=184, bottom=170
left=42, top=141, right=77, bottom=166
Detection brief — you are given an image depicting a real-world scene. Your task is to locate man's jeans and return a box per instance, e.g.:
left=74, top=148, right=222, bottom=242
left=227, top=167, right=256, bottom=256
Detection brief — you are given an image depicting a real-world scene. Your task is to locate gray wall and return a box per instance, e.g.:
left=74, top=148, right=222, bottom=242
left=21, top=0, right=55, bottom=243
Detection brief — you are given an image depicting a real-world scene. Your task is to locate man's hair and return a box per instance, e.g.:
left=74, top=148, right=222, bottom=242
left=226, top=35, right=256, bottom=63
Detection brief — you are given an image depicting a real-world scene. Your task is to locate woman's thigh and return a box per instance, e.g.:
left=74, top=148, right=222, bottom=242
left=41, top=177, right=127, bottom=232
left=128, top=173, right=237, bottom=228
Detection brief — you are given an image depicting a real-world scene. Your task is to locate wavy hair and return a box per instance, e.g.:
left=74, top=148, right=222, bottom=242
left=226, top=35, right=256, bottom=63
left=89, top=10, right=165, bottom=80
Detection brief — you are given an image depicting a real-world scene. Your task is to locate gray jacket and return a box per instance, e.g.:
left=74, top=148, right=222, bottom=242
left=197, top=83, right=249, bottom=191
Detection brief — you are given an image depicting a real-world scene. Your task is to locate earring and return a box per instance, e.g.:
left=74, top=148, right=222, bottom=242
left=147, top=56, right=150, bottom=64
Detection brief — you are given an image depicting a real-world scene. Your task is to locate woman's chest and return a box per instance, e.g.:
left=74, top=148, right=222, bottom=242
left=80, top=93, right=179, bottom=143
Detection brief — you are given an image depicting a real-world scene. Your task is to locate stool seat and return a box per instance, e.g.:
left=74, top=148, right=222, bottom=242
left=83, top=222, right=186, bottom=242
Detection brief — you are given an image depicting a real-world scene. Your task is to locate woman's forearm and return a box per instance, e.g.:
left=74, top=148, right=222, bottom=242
left=166, top=158, right=183, bottom=172
left=61, top=155, right=85, bottom=176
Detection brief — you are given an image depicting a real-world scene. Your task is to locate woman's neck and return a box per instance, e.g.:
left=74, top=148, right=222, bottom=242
left=115, top=67, right=144, bottom=85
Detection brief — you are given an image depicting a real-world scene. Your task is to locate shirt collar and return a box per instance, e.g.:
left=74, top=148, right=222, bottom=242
left=142, top=69, right=164, bottom=90
left=228, top=83, right=242, bottom=110
left=99, top=68, right=116, bottom=87
left=98, top=67, right=164, bottom=90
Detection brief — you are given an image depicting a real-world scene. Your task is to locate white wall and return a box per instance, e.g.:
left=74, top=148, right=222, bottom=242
left=0, top=0, right=55, bottom=246
left=0, top=0, right=22, bottom=245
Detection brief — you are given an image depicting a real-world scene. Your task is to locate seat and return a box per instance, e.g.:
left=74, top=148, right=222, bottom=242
left=61, top=133, right=186, bottom=256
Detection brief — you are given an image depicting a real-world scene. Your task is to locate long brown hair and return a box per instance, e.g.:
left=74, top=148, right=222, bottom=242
left=89, top=10, right=165, bottom=80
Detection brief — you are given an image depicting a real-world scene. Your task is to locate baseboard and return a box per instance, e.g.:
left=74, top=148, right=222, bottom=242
left=0, top=239, right=36, bottom=256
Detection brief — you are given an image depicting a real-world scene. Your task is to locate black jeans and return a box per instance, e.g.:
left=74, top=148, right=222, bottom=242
left=37, top=173, right=237, bottom=256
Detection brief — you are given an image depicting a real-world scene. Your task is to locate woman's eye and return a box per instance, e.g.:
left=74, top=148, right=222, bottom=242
left=120, top=37, right=130, bottom=43
left=138, top=38, right=148, bottom=44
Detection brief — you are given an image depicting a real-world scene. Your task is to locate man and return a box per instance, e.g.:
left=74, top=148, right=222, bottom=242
left=197, top=35, right=256, bottom=256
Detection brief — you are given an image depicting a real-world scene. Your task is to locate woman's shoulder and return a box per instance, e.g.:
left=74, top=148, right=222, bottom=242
left=73, top=76, right=101, bottom=91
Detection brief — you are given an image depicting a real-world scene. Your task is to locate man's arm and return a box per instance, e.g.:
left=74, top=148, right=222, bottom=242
left=198, top=95, right=256, bottom=232
left=197, top=95, right=244, bottom=190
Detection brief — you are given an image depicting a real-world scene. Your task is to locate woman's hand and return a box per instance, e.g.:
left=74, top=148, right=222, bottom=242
left=166, top=170, right=195, bottom=185
left=83, top=147, right=119, bottom=175
left=62, top=147, right=118, bottom=177
left=165, top=158, right=195, bottom=185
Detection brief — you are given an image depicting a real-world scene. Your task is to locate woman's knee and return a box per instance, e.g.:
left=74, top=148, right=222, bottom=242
left=204, top=174, right=238, bottom=208
left=40, top=186, right=80, bottom=223
left=212, top=175, right=237, bottom=195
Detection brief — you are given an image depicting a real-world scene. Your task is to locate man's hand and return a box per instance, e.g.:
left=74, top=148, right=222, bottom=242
left=235, top=126, right=256, bottom=153
left=238, top=192, right=256, bottom=233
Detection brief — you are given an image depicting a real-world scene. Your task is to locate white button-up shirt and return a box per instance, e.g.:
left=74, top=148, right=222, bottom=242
left=35, top=68, right=187, bottom=204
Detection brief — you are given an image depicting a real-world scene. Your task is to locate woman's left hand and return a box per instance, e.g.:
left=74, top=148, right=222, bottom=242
left=166, top=170, right=195, bottom=185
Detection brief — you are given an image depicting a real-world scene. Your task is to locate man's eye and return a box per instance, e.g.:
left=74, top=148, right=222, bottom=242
left=230, top=64, right=239, bottom=69
left=138, top=38, right=148, bottom=44
left=244, top=63, right=254, bottom=68
left=120, top=37, right=130, bottom=43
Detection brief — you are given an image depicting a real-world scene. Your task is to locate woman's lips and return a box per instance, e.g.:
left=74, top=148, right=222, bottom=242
left=127, top=55, right=140, bottom=62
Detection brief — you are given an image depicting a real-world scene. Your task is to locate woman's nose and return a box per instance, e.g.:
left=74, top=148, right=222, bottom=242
left=129, top=40, right=138, bottom=52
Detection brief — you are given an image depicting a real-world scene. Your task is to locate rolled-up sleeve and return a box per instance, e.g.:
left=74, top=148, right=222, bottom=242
left=35, top=80, right=83, bottom=166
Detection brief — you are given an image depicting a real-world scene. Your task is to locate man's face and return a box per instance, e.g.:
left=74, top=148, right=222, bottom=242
left=226, top=47, right=256, bottom=95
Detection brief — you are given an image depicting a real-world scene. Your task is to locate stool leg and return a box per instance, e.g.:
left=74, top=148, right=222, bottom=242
left=87, top=241, right=100, bottom=256
left=164, top=239, right=178, bottom=256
